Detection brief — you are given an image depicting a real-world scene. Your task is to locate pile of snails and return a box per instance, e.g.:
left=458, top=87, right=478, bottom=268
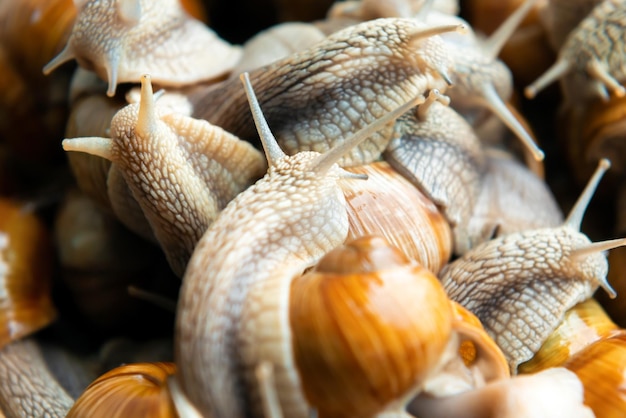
left=1, top=0, right=626, bottom=416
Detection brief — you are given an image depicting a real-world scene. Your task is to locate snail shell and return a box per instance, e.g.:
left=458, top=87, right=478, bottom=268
left=518, top=298, right=619, bottom=373
left=67, top=362, right=178, bottom=418
left=290, top=235, right=454, bottom=417
left=341, top=161, right=453, bottom=274
left=562, top=331, right=626, bottom=418
left=0, top=198, right=57, bottom=348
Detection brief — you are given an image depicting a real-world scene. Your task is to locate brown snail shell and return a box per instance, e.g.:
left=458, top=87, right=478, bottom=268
left=67, top=362, right=178, bottom=418
left=290, top=235, right=454, bottom=417
left=341, top=161, right=453, bottom=274
left=0, top=198, right=57, bottom=348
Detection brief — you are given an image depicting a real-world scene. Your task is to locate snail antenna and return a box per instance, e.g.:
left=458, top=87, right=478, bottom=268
left=241, top=72, right=286, bottom=167
left=565, top=158, right=611, bottom=230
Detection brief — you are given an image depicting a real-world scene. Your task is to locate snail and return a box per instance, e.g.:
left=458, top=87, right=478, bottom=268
left=559, top=92, right=626, bottom=189
left=188, top=17, right=463, bottom=167
left=384, top=98, right=559, bottom=256
left=525, top=0, right=626, bottom=102
left=461, top=0, right=555, bottom=87
left=442, top=158, right=626, bottom=371
left=62, top=74, right=266, bottom=277
left=426, top=0, right=546, bottom=161
left=0, top=198, right=73, bottom=417
left=289, top=236, right=512, bottom=417
left=174, top=72, right=425, bottom=417
left=43, top=0, right=242, bottom=97
left=67, top=362, right=178, bottom=418
left=228, top=22, right=327, bottom=77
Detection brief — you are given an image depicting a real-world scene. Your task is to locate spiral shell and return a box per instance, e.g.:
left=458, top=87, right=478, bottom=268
left=67, top=362, right=178, bottom=418
left=290, top=236, right=454, bottom=417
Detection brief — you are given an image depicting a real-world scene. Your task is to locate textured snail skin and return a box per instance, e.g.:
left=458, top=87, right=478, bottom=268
left=527, top=0, right=626, bottom=101
left=44, top=0, right=241, bottom=97
left=385, top=101, right=485, bottom=255
left=0, top=339, right=73, bottom=417
left=190, top=17, right=455, bottom=167
left=63, top=75, right=266, bottom=277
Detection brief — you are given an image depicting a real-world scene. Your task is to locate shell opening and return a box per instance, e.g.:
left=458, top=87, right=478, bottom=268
left=564, top=158, right=611, bottom=230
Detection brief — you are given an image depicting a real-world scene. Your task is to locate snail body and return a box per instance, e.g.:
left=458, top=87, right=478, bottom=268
left=190, top=17, right=461, bottom=167
left=174, top=73, right=422, bottom=417
left=63, top=75, right=266, bottom=277
left=44, top=0, right=241, bottom=96
left=526, top=0, right=626, bottom=101
left=442, top=159, right=625, bottom=370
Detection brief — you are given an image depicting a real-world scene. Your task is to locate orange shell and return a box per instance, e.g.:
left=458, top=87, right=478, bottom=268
left=290, top=236, right=453, bottom=418
left=67, top=362, right=178, bottom=418
left=563, top=332, right=626, bottom=418
left=0, top=198, right=57, bottom=348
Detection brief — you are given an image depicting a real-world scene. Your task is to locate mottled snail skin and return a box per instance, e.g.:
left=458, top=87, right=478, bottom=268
left=290, top=236, right=455, bottom=417
left=384, top=100, right=486, bottom=255
left=441, top=159, right=624, bottom=371
left=526, top=0, right=626, bottom=101
left=44, top=0, right=242, bottom=96
left=63, top=75, right=266, bottom=277
left=190, top=17, right=458, bottom=167
left=0, top=340, right=74, bottom=418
